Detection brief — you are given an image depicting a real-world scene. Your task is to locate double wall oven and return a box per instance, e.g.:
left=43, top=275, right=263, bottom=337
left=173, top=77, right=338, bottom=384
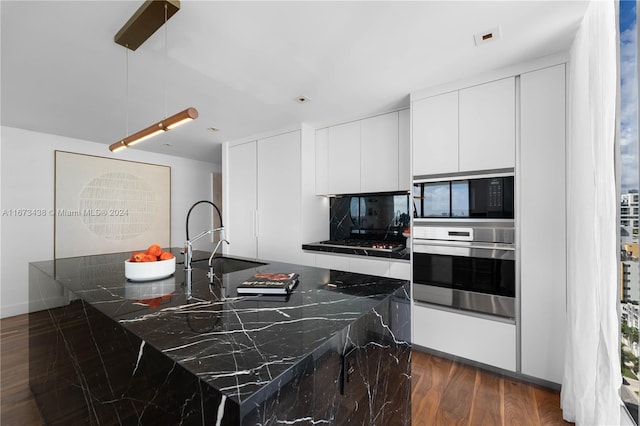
left=412, top=171, right=516, bottom=319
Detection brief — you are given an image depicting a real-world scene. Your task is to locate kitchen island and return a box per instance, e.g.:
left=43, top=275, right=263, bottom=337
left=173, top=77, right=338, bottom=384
left=28, top=249, right=411, bottom=425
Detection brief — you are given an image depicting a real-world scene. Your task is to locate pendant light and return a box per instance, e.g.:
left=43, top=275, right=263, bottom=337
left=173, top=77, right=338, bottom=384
left=109, top=108, right=198, bottom=152
left=110, top=0, right=198, bottom=153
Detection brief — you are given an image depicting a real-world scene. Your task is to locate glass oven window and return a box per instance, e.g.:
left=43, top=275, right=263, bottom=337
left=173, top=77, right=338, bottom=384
left=423, top=182, right=450, bottom=217
left=413, top=252, right=515, bottom=297
left=451, top=180, right=469, bottom=217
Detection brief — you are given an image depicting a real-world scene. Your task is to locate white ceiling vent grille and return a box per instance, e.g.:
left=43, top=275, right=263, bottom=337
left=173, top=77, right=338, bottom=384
left=474, top=27, right=501, bottom=46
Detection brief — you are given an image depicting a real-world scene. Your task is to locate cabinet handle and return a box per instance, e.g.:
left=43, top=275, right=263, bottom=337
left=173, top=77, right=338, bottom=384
left=448, top=231, right=470, bottom=237
left=255, top=210, right=260, bottom=238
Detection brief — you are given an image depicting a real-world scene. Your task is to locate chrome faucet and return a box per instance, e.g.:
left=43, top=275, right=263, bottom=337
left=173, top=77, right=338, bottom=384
left=183, top=227, right=226, bottom=271
left=182, top=200, right=229, bottom=293
left=183, top=227, right=230, bottom=294
left=207, top=236, right=230, bottom=281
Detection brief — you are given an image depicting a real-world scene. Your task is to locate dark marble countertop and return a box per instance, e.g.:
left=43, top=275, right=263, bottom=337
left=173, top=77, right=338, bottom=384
left=302, top=242, right=411, bottom=260
left=29, top=248, right=410, bottom=411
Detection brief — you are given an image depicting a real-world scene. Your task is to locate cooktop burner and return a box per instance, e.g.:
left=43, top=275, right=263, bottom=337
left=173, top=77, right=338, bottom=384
left=319, top=239, right=405, bottom=252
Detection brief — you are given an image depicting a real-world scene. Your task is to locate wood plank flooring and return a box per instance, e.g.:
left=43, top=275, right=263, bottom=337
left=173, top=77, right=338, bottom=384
left=1, top=314, right=570, bottom=425
left=1, top=314, right=44, bottom=425
left=411, top=349, right=572, bottom=425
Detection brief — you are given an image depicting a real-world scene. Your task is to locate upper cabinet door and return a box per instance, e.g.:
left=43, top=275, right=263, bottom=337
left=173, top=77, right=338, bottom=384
left=227, top=141, right=258, bottom=259
left=412, top=91, right=459, bottom=176
left=328, top=121, right=361, bottom=194
left=361, top=112, right=399, bottom=193
left=459, top=77, right=515, bottom=172
left=398, top=108, right=411, bottom=191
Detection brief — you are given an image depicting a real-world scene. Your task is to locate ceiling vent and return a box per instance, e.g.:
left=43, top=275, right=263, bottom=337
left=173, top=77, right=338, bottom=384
left=474, top=27, right=501, bottom=46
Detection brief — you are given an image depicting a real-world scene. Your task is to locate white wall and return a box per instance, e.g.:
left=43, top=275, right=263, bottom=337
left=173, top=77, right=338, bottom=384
left=0, top=126, right=220, bottom=318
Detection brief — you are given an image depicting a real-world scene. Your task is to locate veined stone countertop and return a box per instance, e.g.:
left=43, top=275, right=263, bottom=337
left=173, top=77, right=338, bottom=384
left=29, top=249, right=411, bottom=425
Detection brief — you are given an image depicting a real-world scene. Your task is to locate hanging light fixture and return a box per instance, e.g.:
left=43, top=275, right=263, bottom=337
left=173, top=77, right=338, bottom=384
left=109, top=107, right=198, bottom=152
left=110, top=0, right=198, bottom=153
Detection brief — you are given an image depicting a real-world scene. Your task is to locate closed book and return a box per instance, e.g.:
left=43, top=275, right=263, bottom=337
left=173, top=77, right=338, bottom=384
left=237, top=273, right=299, bottom=295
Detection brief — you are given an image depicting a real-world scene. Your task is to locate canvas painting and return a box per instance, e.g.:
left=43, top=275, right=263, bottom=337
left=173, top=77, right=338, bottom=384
left=54, top=151, right=171, bottom=258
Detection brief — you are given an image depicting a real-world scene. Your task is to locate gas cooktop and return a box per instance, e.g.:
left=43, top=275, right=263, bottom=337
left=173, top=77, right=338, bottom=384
left=319, top=239, right=405, bottom=252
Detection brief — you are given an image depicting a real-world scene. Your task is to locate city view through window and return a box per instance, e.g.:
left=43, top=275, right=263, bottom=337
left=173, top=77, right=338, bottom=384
left=619, top=0, right=638, bottom=421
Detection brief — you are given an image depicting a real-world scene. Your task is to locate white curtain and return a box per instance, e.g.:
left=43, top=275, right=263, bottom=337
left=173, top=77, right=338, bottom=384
left=561, top=1, right=621, bottom=425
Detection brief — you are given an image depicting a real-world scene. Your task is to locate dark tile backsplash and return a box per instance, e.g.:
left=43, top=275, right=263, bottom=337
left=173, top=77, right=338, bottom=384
left=330, top=193, right=410, bottom=242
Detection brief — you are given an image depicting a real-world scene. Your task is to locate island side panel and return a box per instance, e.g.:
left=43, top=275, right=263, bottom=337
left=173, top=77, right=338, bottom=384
left=28, top=265, right=240, bottom=425
left=240, top=283, right=412, bottom=425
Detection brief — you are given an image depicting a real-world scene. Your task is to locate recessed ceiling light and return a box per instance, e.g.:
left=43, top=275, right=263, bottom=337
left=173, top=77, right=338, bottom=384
left=207, top=127, right=219, bottom=133
left=474, top=26, right=501, bottom=46
left=295, top=96, right=311, bottom=104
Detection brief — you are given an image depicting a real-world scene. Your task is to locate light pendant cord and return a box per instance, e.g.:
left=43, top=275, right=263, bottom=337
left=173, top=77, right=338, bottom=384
left=164, top=3, right=168, bottom=120
left=125, top=46, right=129, bottom=137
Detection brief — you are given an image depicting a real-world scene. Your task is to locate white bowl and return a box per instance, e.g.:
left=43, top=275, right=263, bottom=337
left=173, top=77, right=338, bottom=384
left=125, top=257, right=176, bottom=282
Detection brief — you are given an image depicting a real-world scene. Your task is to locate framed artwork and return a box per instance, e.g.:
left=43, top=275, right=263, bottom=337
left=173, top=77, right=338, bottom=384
left=54, top=151, right=171, bottom=259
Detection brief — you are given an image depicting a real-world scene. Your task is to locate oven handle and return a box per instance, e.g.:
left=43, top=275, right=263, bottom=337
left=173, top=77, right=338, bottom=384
left=413, top=240, right=515, bottom=260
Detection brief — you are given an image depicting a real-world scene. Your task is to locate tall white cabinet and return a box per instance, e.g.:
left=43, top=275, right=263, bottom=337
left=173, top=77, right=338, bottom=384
left=519, top=64, right=566, bottom=384
left=225, top=130, right=303, bottom=264
left=226, top=141, right=257, bottom=259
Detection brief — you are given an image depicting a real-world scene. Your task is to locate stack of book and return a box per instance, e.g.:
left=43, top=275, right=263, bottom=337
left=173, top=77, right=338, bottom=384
left=237, top=272, right=299, bottom=295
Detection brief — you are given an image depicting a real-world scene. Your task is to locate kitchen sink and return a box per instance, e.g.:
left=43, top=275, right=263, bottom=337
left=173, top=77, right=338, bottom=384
left=190, top=256, right=266, bottom=274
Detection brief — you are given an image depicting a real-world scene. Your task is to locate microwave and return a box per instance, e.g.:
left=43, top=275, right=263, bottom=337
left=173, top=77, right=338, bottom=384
left=413, top=173, right=514, bottom=220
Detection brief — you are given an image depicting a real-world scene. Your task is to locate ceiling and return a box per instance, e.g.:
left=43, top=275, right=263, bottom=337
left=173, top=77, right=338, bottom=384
left=1, top=1, right=589, bottom=165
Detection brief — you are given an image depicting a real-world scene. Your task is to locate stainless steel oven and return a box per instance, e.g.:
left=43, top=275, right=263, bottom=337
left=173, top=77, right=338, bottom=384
left=412, top=222, right=515, bottom=319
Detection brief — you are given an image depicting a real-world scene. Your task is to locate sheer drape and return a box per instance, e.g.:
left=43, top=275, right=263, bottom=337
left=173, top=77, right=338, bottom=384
left=560, top=1, right=621, bottom=425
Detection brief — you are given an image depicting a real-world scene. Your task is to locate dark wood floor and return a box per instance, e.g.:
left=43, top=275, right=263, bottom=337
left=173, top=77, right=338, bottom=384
left=1, top=314, right=571, bottom=425
left=411, top=349, right=572, bottom=425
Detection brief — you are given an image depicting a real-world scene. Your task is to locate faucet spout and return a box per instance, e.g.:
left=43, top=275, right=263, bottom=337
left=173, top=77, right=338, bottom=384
left=183, top=227, right=225, bottom=271
left=207, top=238, right=230, bottom=283
left=185, top=200, right=223, bottom=241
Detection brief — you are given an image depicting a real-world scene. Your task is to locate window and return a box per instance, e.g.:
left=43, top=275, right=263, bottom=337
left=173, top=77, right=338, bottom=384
left=619, top=1, right=638, bottom=422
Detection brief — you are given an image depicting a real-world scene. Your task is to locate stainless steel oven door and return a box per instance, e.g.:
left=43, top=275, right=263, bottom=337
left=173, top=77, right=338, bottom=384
left=412, top=240, right=516, bottom=319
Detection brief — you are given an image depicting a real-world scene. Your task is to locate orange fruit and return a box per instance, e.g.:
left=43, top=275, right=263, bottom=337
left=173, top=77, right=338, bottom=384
left=146, top=244, right=162, bottom=258
left=130, top=252, right=145, bottom=262
left=159, top=251, right=174, bottom=260
left=141, top=254, right=157, bottom=262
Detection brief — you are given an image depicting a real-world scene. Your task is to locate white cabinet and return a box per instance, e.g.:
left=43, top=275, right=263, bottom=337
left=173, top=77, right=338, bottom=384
left=349, top=256, right=391, bottom=277
left=361, top=112, right=399, bottom=193
left=317, top=110, right=409, bottom=195
left=388, top=260, right=410, bottom=280
left=459, top=77, right=516, bottom=172
left=398, top=108, right=411, bottom=191
left=519, top=64, right=566, bottom=384
left=412, top=77, right=515, bottom=176
left=305, top=251, right=411, bottom=281
left=257, top=131, right=302, bottom=265
left=227, top=142, right=257, bottom=259
left=315, top=253, right=350, bottom=272
left=328, top=121, right=360, bottom=194
left=412, top=91, right=458, bottom=176
left=315, top=128, right=329, bottom=195
left=413, top=304, right=516, bottom=372
left=226, top=131, right=302, bottom=264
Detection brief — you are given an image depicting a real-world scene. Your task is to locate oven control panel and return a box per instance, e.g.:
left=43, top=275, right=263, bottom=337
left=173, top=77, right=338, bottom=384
left=413, top=226, right=474, bottom=241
